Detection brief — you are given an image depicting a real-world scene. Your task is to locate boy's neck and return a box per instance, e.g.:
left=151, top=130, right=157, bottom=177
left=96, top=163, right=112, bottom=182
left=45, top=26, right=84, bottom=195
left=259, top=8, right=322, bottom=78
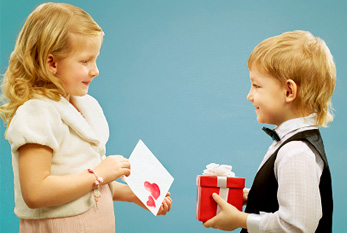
left=276, top=111, right=314, bottom=127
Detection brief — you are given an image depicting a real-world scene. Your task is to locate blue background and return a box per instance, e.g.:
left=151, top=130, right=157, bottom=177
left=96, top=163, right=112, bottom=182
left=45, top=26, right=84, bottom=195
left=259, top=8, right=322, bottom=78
left=1, top=0, right=346, bottom=232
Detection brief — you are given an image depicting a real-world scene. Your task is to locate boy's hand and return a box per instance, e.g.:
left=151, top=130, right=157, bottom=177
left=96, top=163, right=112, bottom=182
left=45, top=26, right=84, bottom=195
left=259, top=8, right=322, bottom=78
left=243, top=188, right=250, bottom=205
left=203, top=193, right=248, bottom=231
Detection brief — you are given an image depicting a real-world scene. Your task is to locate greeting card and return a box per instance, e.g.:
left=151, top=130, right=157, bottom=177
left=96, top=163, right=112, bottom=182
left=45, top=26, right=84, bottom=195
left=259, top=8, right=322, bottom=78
left=124, top=140, right=174, bottom=215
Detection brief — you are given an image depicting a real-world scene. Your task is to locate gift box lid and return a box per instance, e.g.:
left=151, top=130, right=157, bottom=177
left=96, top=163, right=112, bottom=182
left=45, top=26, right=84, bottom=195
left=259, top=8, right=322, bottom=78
left=196, top=175, right=245, bottom=188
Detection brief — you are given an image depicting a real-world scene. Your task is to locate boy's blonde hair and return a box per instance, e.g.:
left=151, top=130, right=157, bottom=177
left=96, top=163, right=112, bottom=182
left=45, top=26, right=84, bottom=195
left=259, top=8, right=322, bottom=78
left=248, top=30, right=336, bottom=127
left=0, top=3, right=103, bottom=128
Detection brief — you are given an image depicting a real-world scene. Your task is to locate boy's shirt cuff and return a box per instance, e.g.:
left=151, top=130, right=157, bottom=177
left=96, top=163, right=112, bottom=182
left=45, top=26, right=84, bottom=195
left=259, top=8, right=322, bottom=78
left=246, top=213, right=261, bottom=233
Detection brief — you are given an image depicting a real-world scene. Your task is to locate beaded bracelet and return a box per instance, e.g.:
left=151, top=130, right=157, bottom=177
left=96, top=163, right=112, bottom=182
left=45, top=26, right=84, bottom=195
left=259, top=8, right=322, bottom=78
left=88, top=169, right=103, bottom=202
left=88, top=169, right=103, bottom=185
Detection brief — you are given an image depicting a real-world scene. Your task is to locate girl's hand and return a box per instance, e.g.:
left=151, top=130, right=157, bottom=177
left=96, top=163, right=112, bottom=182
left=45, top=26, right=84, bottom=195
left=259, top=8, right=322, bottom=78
left=113, top=183, right=172, bottom=216
left=203, top=193, right=248, bottom=231
left=94, top=155, right=130, bottom=184
left=157, top=192, right=172, bottom=215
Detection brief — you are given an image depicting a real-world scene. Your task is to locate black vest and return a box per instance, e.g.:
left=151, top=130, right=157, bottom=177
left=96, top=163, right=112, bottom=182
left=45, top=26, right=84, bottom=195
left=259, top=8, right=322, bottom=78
left=241, top=129, right=333, bottom=233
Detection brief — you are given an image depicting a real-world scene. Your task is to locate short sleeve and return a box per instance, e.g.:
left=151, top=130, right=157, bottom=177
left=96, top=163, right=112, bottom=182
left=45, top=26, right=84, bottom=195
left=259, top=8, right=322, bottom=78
left=7, top=99, right=63, bottom=153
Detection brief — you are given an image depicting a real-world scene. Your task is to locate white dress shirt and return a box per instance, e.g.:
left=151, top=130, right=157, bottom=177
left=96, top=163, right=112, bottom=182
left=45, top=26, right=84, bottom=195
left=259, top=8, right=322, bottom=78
left=247, top=114, right=324, bottom=233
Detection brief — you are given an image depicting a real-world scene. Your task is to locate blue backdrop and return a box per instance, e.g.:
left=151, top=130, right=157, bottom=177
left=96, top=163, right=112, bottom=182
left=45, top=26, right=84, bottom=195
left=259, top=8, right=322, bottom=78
left=1, top=0, right=346, bottom=232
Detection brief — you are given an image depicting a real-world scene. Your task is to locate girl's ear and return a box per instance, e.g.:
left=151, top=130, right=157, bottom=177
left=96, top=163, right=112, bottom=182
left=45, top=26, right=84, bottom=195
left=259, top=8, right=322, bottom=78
left=285, top=79, right=297, bottom=103
left=47, top=54, right=57, bottom=74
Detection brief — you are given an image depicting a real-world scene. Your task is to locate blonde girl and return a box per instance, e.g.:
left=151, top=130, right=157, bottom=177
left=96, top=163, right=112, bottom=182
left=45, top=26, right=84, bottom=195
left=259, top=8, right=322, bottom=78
left=0, top=3, right=172, bottom=233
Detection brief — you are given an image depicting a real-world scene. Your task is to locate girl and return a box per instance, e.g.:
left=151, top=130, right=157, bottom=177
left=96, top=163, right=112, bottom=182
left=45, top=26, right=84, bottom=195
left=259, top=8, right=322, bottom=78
left=0, top=3, right=172, bottom=233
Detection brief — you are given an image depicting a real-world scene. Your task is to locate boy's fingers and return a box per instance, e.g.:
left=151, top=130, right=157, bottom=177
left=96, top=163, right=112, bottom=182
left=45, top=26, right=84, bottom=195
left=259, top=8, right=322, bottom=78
left=203, top=219, right=211, bottom=228
left=203, top=194, right=223, bottom=229
left=212, top=193, right=226, bottom=207
left=203, top=217, right=216, bottom=229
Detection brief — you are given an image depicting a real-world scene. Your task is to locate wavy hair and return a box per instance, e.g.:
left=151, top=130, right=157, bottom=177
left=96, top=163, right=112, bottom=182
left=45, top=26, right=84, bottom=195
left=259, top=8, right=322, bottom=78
left=0, top=2, right=102, bottom=130
left=248, top=30, right=336, bottom=127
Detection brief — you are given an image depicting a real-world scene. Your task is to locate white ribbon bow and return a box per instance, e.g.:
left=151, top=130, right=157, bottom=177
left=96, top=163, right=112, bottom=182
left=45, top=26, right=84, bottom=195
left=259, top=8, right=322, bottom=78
left=203, top=163, right=235, bottom=177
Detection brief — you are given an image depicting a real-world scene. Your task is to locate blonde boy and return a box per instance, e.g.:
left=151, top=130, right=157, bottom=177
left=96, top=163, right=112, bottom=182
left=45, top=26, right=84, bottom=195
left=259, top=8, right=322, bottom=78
left=204, top=30, right=335, bottom=233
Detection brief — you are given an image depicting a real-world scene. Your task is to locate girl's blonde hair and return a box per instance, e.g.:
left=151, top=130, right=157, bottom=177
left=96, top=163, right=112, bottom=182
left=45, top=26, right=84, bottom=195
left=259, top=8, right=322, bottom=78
left=0, top=2, right=103, bottom=128
left=248, top=30, right=336, bottom=127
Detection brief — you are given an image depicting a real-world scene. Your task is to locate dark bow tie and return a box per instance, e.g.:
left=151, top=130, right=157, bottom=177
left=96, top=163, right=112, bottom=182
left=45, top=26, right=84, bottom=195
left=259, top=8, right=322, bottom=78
left=262, top=127, right=280, bottom=141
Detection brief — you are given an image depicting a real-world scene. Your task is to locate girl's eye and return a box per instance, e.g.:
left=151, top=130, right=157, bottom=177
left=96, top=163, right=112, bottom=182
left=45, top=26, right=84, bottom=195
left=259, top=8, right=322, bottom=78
left=81, top=60, right=89, bottom=64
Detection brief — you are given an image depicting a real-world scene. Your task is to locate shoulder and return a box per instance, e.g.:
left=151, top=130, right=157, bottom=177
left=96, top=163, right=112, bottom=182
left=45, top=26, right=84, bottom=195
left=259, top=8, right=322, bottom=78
left=7, top=97, right=65, bottom=152
left=276, top=141, right=315, bottom=166
left=276, top=140, right=323, bottom=171
left=279, top=140, right=314, bottom=157
left=16, top=97, right=60, bottom=117
left=14, top=97, right=64, bottom=127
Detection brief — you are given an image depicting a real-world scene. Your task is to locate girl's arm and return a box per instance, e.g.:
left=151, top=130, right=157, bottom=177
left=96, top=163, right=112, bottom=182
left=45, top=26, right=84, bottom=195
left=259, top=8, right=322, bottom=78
left=18, top=143, right=130, bottom=209
left=112, top=181, right=172, bottom=215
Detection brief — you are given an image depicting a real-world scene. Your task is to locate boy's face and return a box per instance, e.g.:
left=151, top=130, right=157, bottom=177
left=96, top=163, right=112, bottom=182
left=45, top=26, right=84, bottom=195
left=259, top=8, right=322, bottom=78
left=247, top=64, right=289, bottom=126
left=55, top=35, right=102, bottom=98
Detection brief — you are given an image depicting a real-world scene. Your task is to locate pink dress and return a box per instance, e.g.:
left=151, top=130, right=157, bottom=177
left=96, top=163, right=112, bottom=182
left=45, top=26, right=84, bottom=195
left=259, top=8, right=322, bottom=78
left=19, top=185, right=115, bottom=233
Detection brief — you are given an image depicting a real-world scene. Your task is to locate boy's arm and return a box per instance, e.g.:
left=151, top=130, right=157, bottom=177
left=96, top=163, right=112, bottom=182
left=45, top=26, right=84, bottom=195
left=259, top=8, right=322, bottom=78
left=203, top=193, right=248, bottom=231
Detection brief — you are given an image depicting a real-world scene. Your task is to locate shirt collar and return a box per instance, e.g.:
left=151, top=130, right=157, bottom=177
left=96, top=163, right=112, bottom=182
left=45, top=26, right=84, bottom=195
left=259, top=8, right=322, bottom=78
left=274, top=113, right=317, bottom=140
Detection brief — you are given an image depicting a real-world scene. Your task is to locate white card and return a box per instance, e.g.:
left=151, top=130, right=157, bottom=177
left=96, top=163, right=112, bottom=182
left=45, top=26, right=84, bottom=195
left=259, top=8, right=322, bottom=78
left=124, top=140, right=174, bottom=215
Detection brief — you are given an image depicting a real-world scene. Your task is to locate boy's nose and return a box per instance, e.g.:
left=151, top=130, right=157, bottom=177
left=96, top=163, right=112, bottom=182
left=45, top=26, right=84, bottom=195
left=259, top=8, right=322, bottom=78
left=247, top=90, right=253, bottom=102
left=90, top=64, right=99, bottom=77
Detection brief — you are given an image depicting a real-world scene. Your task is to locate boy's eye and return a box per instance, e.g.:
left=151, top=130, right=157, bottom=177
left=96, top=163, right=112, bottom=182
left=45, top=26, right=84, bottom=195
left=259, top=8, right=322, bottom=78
left=252, top=84, right=260, bottom=88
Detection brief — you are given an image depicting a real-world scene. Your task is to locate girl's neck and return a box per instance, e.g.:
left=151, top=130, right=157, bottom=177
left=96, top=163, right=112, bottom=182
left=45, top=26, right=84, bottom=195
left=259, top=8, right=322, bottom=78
left=64, top=94, right=71, bottom=102
left=65, top=95, right=80, bottom=113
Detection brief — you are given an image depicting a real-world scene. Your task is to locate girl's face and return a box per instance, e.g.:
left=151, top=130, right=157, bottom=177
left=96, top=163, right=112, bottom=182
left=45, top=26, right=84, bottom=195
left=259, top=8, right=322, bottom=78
left=247, top=65, right=289, bottom=126
left=55, top=35, right=102, bottom=99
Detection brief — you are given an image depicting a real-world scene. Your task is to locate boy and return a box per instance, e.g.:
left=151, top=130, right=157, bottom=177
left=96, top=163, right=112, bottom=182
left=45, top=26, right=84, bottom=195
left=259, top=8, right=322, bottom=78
left=203, top=30, right=335, bottom=232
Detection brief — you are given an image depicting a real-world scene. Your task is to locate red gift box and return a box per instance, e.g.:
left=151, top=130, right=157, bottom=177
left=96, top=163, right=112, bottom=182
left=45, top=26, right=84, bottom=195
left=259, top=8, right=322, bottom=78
left=196, top=175, right=245, bottom=222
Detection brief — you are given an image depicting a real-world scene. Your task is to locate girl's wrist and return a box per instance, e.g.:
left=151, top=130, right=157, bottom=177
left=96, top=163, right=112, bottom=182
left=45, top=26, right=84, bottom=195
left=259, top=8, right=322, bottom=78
left=125, top=185, right=138, bottom=203
left=113, top=181, right=133, bottom=202
left=87, top=168, right=103, bottom=186
left=87, top=168, right=103, bottom=202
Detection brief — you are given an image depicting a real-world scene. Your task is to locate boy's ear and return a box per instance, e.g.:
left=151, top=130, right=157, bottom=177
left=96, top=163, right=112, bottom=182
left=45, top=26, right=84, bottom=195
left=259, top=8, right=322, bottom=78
left=47, top=54, right=57, bottom=74
left=285, top=79, right=297, bottom=103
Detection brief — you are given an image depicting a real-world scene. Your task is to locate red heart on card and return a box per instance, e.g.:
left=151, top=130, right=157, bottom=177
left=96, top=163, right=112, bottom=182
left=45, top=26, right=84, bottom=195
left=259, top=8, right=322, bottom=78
left=146, top=195, right=156, bottom=208
left=144, top=181, right=160, bottom=200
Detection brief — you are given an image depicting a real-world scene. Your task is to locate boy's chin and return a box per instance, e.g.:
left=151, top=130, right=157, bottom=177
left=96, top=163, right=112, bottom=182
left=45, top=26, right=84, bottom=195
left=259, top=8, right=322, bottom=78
left=256, top=116, right=265, bottom=124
